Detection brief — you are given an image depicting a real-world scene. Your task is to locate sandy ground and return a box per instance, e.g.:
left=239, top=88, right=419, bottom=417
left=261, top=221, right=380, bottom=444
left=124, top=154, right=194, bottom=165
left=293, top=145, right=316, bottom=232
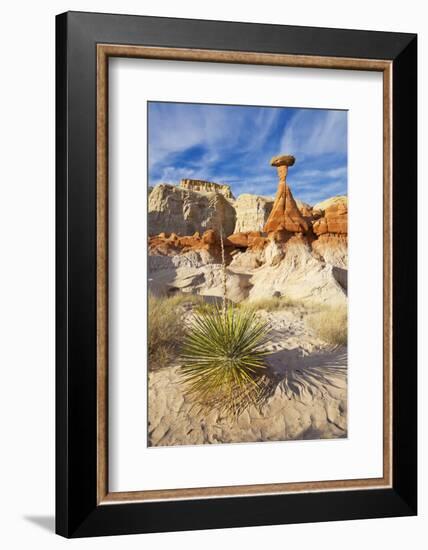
left=148, top=307, right=347, bottom=446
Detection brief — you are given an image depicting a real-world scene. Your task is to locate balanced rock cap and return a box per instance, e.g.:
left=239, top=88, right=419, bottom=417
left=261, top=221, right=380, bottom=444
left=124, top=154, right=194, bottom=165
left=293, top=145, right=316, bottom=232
left=270, top=154, right=296, bottom=167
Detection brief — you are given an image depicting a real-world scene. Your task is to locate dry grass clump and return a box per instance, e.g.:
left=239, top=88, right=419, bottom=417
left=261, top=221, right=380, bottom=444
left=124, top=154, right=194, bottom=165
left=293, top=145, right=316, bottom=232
left=241, top=296, right=302, bottom=313
left=306, top=303, right=347, bottom=346
left=148, top=293, right=203, bottom=370
left=160, top=292, right=204, bottom=308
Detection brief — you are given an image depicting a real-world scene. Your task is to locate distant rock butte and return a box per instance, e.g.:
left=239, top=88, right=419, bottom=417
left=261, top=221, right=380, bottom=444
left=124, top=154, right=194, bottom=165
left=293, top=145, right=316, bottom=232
left=148, top=180, right=316, bottom=237
left=179, top=178, right=235, bottom=200
left=234, top=194, right=273, bottom=233
left=148, top=184, right=236, bottom=237
left=263, top=155, right=309, bottom=234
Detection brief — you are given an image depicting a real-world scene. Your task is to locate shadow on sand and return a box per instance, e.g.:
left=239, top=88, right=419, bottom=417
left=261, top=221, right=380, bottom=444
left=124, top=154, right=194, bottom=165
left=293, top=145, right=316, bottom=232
left=258, top=346, right=347, bottom=403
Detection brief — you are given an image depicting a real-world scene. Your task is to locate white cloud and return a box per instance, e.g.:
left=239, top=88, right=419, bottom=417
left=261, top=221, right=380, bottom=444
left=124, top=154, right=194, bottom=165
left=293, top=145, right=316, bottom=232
left=158, top=166, right=199, bottom=183
left=148, top=105, right=205, bottom=168
left=296, top=179, right=347, bottom=205
left=295, top=166, right=347, bottom=179
left=149, top=103, right=281, bottom=171
left=148, top=104, right=348, bottom=204
left=280, top=110, right=347, bottom=157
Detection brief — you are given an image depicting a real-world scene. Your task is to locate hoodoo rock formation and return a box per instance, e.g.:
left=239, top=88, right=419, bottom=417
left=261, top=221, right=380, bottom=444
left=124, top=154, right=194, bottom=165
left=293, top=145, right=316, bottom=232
left=263, top=155, right=309, bottom=234
left=148, top=154, right=348, bottom=304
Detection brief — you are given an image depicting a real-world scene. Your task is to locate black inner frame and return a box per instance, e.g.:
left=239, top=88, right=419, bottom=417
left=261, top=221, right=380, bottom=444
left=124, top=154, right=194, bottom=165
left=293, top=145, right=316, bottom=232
left=56, top=11, right=417, bottom=538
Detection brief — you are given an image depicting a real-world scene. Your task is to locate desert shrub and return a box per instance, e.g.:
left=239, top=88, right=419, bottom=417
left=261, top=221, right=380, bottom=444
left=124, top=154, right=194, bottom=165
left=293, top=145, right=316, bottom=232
left=179, top=304, right=271, bottom=416
left=306, top=303, right=347, bottom=346
left=148, top=293, right=197, bottom=370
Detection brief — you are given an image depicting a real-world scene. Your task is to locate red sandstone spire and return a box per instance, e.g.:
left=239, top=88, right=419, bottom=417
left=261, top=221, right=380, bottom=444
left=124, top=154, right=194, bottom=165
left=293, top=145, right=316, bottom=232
left=263, top=155, right=308, bottom=234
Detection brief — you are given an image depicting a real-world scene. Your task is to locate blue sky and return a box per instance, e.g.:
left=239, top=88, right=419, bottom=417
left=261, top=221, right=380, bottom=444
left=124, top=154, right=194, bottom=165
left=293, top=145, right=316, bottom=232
left=148, top=102, right=347, bottom=205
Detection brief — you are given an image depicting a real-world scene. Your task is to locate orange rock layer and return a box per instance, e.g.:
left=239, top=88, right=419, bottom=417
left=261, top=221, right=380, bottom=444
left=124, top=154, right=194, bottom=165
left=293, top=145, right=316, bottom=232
left=313, top=202, right=348, bottom=236
left=149, top=229, right=220, bottom=256
left=226, top=231, right=267, bottom=250
left=264, top=182, right=309, bottom=234
left=149, top=154, right=347, bottom=258
left=149, top=207, right=347, bottom=258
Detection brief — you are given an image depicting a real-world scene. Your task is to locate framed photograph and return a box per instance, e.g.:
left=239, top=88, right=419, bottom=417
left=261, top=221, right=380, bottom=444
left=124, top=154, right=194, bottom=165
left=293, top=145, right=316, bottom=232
left=56, top=11, right=417, bottom=537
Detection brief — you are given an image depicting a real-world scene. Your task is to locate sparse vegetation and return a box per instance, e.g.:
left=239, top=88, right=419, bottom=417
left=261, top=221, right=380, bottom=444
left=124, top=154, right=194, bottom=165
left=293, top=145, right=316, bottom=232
left=179, top=303, right=271, bottom=416
left=178, top=229, right=273, bottom=416
left=148, top=293, right=204, bottom=370
left=194, top=299, right=222, bottom=315
left=149, top=291, right=346, bottom=376
left=306, top=303, right=347, bottom=346
left=240, top=296, right=302, bottom=313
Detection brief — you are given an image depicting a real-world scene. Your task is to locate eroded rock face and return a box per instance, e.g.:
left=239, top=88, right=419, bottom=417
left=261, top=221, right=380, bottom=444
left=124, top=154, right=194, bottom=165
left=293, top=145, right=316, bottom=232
left=234, top=194, right=273, bottom=233
left=312, top=197, right=348, bottom=236
left=179, top=179, right=235, bottom=200
left=148, top=184, right=236, bottom=236
left=148, top=257, right=252, bottom=303
left=229, top=250, right=263, bottom=269
left=263, top=155, right=309, bottom=234
left=147, top=164, right=348, bottom=306
left=312, top=234, right=348, bottom=270
left=248, top=237, right=347, bottom=306
left=295, top=199, right=314, bottom=220
left=227, top=231, right=267, bottom=251
left=313, top=195, right=347, bottom=214
left=149, top=235, right=347, bottom=306
left=149, top=229, right=223, bottom=262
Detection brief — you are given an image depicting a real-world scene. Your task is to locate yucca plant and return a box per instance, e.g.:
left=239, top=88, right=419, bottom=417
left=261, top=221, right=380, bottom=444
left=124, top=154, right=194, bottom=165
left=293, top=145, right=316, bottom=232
left=179, top=303, right=271, bottom=416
